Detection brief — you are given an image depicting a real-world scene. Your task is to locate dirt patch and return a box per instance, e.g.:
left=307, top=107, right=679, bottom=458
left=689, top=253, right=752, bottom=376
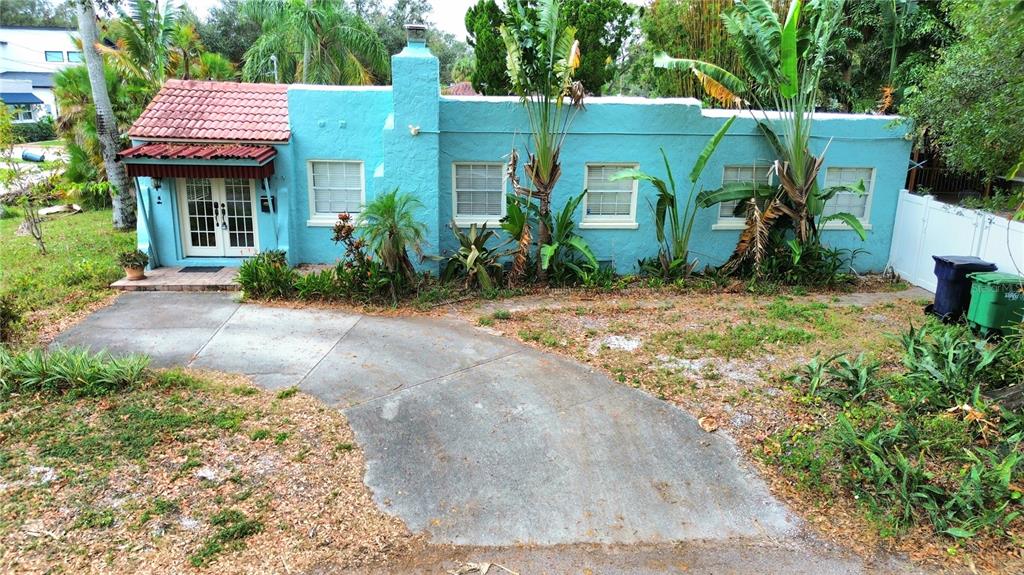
left=0, top=371, right=419, bottom=574
left=452, top=289, right=1019, bottom=573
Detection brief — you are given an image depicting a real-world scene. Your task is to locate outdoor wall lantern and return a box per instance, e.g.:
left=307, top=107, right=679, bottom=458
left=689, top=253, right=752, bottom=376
left=152, top=177, right=163, bottom=205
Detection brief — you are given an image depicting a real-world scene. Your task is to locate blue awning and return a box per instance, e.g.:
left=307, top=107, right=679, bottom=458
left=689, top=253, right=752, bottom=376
left=0, top=93, right=43, bottom=105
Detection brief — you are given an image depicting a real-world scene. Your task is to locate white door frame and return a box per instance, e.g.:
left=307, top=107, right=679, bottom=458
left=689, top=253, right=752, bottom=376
left=176, top=177, right=260, bottom=258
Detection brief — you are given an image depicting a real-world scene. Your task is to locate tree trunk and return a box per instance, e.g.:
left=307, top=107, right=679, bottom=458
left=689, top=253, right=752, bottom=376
left=76, top=0, right=136, bottom=231
left=301, top=0, right=312, bottom=83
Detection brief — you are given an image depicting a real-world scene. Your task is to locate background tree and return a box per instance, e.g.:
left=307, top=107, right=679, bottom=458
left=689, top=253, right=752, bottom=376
left=902, top=0, right=1024, bottom=182
left=465, top=0, right=509, bottom=95
left=74, top=0, right=135, bottom=230
left=241, top=0, right=388, bottom=85
left=192, top=0, right=262, bottom=66
left=467, top=0, right=633, bottom=96
left=358, top=0, right=471, bottom=86
left=0, top=0, right=75, bottom=27
left=561, top=0, right=634, bottom=94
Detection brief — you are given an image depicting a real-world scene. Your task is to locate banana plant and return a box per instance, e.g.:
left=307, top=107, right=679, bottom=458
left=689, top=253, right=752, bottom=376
left=611, top=116, right=737, bottom=278
left=654, top=0, right=867, bottom=273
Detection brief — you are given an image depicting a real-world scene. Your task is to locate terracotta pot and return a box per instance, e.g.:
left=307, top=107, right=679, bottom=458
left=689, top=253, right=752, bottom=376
left=125, top=266, right=146, bottom=281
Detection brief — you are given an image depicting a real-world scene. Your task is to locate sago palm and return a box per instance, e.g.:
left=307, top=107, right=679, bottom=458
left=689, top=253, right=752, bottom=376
left=501, top=0, right=583, bottom=283
left=356, top=189, right=427, bottom=284
left=656, top=0, right=867, bottom=272
left=241, top=0, right=388, bottom=85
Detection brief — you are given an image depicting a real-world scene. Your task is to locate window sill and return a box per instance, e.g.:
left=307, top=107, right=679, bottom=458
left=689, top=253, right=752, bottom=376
left=712, top=221, right=872, bottom=231
left=822, top=221, right=872, bottom=231
left=453, top=218, right=503, bottom=228
left=711, top=221, right=746, bottom=231
left=307, top=217, right=362, bottom=228
left=579, top=221, right=639, bottom=230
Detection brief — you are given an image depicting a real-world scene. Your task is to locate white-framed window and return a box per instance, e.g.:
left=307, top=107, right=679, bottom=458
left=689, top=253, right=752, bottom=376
left=7, top=105, right=34, bottom=122
left=717, top=164, right=773, bottom=225
left=44, top=50, right=63, bottom=62
left=823, top=166, right=874, bottom=223
left=307, top=160, right=364, bottom=226
left=452, top=162, right=506, bottom=225
left=67, top=51, right=83, bottom=63
left=582, top=163, right=638, bottom=229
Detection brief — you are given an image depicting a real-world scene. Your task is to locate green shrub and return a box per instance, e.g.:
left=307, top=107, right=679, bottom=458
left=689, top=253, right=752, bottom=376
left=67, top=181, right=114, bottom=210
left=0, top=294, right=20, bottom=344
left=11, top=118, right=56, bottom=144
left=236, top=250, right=297, bottom=300
left=776, top=323, right=1024, bottom=541
left=0, top=347, right=149, bottom=397
left=294, top=269, right=337, bottom=301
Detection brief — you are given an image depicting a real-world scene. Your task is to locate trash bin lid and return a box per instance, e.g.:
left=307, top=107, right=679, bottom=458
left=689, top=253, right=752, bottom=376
left=967, top=271, right=1024, bottom=285
left=932, top=255, right=999, bottom=271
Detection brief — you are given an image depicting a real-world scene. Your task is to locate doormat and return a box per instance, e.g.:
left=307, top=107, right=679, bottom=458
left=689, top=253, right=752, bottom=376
left=179, top=266, right=224, bottom=273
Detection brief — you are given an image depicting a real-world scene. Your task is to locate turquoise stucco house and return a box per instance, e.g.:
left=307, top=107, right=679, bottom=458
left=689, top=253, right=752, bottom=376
left=119, top=29, right=912, bottom=274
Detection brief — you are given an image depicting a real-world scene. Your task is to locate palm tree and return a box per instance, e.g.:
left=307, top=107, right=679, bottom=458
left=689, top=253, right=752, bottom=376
left=357, top=189, right=427, bottom=283
left=75, top=0, right=136, bottom=230
left=240, top=0, right=389, bottom=85
left=500, top=0, right=583, bottom=283
left=54, top=64, right=141, bottom=184
left=98, top=0, right=178, bottom=94
left=655, top=0, right=866, bottom=272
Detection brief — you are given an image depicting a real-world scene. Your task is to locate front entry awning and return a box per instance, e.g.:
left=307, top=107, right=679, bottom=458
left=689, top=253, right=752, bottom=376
left=118, top=142, right=277, bottom=179
left=0, top=92, right=44, bottom=105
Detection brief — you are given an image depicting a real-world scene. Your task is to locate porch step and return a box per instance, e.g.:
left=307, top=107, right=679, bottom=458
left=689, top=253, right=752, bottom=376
left=111, top=266, right=240, bottom=292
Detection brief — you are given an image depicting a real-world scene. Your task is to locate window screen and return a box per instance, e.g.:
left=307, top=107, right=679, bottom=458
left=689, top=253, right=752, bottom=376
left=454, top=163, right=504, bottom=219
left=585, top=164, right=635, bottom=220
left=823, top=167, right=873, bottom=219
left=309, top=161, right=363, bottom=216
left=720, top=165, right=773, bottom=220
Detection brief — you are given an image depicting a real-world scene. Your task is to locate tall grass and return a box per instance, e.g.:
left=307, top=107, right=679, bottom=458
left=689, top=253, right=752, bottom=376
left=0, top=347, right=149, bottom=397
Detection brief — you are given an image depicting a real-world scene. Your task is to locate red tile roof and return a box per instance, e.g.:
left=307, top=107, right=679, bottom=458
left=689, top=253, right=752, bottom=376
left=442, top=81, right=478, bottom=96
left=119, top=142, right=277, bottom=163
left=128, top=79, right=290, bottom=142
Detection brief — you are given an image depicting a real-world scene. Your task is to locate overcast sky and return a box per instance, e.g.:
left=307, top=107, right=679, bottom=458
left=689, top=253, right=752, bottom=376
left=179, top=0, right=484, bottom=40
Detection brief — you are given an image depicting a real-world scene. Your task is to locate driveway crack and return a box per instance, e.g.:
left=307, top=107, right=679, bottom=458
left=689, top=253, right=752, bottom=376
left=347, top=349, right=523, bottom=408
left=295, top=316, right=363, bottom=388
left=186, top=301, right=242, bottom=367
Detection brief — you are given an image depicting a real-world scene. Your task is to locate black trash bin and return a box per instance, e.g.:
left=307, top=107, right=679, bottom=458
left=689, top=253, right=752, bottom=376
left=927, top=255, right=998, bottom=320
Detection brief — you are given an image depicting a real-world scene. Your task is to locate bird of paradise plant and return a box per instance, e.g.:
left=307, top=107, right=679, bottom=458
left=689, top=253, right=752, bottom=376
left=655, top=0, right=867, bottom=274
left=500, top=0, right=585, bottom=284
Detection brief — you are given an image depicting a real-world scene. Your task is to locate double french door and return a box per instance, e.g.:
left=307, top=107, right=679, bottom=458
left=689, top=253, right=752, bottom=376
left=177, top=177, right=259, bottom=257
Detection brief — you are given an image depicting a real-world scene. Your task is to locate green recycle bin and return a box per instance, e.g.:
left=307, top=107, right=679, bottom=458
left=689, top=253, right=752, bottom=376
left=966, top=272, right=1024, bottom=335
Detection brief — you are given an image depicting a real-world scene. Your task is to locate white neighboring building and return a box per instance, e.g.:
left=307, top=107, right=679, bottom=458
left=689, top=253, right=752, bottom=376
left=0, top=26, right=81, bottom=121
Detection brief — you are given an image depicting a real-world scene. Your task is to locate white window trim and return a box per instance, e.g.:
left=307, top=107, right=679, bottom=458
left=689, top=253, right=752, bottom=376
left=451, top=161, right=507, bottom=227
left=821, top=166, right=875, bottom=232
left=306, top=159, right=365, bottom=227
left=580, top=162, right=639, bottom=230
left=713, top=164, right=772, bottom=230
left=711, top=165, right=877, bottom=232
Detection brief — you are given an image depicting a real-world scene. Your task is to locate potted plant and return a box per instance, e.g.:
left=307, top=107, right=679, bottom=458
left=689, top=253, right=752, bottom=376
left=118, top=249, right=149, bottom=280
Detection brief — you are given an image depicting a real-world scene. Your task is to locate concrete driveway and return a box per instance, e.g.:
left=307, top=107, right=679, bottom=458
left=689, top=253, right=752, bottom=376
left=54, top=293, right=915, bottom=572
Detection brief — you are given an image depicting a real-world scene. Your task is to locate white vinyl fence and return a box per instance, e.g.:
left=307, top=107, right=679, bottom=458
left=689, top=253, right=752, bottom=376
left=887, top=190, right=1024, bottom=292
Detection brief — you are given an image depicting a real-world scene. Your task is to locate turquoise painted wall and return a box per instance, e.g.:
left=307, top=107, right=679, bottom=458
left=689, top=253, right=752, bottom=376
left=437, top=97, right=910, bottom=272
left=137, top=45, right=911, bottom=274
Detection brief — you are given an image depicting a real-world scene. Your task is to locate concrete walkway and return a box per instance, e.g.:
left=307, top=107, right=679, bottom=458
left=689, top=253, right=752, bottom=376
left=54, top=293, right=920, bottom=572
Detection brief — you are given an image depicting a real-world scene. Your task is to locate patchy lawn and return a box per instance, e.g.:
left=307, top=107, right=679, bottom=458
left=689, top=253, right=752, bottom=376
left=0, top=209, right=135, bottom=344
left=0, top=368, right=416, bottom=573
left=462, top=289, right=1022, bottom=573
